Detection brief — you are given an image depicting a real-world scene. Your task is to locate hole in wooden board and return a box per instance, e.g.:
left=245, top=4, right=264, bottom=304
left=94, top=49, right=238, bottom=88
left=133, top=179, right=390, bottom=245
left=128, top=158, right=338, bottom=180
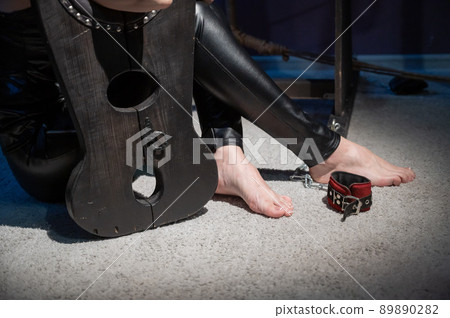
left=107, top=70, right=158, bottom=110
left=132, top=167, right=161, bottom=205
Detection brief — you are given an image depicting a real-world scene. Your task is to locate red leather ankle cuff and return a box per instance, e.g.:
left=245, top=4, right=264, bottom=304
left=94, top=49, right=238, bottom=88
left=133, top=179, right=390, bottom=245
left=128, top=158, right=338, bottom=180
left=327, top=171, right=372, bottom=221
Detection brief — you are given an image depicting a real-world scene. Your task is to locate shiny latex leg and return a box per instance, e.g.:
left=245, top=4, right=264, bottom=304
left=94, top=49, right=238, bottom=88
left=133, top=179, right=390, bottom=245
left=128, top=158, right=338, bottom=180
left=194, top=2, right=340, bottom=167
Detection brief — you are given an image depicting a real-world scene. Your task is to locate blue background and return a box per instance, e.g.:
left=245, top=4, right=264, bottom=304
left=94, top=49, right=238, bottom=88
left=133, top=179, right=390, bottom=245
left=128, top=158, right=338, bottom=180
left=214, top=0, right=450, bottom=55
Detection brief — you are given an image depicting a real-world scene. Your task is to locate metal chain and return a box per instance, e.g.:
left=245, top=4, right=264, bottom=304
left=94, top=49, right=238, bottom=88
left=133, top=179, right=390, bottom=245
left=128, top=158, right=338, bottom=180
left=290, top=164, right=327, bottom=191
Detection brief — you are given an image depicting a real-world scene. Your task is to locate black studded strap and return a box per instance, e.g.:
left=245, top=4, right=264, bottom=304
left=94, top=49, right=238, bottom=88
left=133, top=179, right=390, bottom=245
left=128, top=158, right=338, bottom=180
left=59, top=0, right=159, bottom=32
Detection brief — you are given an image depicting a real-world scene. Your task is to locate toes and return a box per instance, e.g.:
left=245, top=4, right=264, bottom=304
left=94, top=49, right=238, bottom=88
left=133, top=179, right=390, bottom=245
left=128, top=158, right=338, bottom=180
left=281, top=195, right=293, bottom=205
left=280, top=195, right=294, bottom=209
left=283, top=208, right=294, bottom=217
left=398, top=167, right=416, bottom=183
left=260, top=200, right=286, bottom=218
left=392, top=175, right=402, bottom=186
left=248, top=196, right=293, bottom=218
left=374, top=175, right=400, bottom=187
left=247, top=198, right=278, bottom=218
left=407, top=167, right=416, bottom=181
left=278, top=195, right=294, bottom=215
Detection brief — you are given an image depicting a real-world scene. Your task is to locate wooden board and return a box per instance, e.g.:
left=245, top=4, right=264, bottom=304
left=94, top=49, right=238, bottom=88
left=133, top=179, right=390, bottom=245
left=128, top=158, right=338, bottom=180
left=34, top=0, right=218, bottom=237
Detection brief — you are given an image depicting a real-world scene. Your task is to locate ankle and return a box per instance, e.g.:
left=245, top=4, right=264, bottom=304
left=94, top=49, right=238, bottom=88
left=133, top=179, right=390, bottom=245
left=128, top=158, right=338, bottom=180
left=214, top=145, right=247, bottom=165
left=322, top=138, right=355, bottom=167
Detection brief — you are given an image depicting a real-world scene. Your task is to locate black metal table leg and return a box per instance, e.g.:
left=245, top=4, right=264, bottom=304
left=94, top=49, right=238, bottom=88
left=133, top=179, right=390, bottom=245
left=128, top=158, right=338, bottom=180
left=330, top=0, right=359, bottom=136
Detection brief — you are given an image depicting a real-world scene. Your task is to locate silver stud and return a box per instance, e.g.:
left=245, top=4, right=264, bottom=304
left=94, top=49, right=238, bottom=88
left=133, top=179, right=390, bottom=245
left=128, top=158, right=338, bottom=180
left=151, top=10, right=157, bottom=14
left=329, top=191, right=332, bottom=196
left=365, top=199, right=370, bottom=205
left=336, top=194, right=341, bottom=199
left=95, top=23, right=100, bottom=29
left=106, top=25, right=111, bottom=31
left=68, top=5, right=74, bottom=11
left=85, top=18, right=91, bottom=25
left=76, top=12, right=81, bottom=19
left=116, top=26, right=122, bottom=32
left=143, top=16, right=149, bottom=23
left=336, top=200, right=341, bottom=205
left=134, top=23, right=139, bottom=29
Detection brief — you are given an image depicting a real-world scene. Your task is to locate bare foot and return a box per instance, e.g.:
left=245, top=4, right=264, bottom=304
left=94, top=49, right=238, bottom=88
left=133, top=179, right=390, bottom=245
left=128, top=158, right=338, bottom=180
left=309, top=137, right=416, bottom=186
left=214, top=145, right=294, bottom=217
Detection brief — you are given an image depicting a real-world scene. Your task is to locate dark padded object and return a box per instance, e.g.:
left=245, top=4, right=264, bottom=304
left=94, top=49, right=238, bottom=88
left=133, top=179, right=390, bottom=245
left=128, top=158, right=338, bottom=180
left=389, top=76, right=428, bottom=95
left=0, top=7, right=81, bottom=202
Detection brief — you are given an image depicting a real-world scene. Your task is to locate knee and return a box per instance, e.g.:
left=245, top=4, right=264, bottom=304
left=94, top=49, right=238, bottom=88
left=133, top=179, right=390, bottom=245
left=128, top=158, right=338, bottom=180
left=4, top=142, right=81, bottom=202
left=0, top=102, right=82, bottom=202
left=195, top=1, right=224, bottom=37
left=195, top=1, right=209, bottom=22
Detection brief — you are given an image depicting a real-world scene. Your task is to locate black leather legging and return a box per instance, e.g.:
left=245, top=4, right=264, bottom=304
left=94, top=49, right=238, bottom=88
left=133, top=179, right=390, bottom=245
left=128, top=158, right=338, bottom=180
left=193, top=2, right=340, bottom=166
left=0, top=2, right=340, bottom=202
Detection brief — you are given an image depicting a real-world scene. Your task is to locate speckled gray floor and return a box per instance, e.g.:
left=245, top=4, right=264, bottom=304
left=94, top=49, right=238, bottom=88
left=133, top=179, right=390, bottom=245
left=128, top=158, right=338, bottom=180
left=1, top=56, right=449, bottom=299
